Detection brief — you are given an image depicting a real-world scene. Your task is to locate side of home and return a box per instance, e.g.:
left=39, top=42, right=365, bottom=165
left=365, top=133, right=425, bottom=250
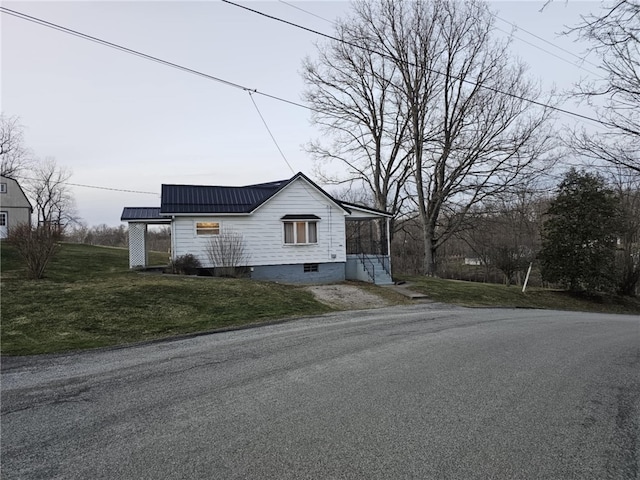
left=170, top=177, right=349, bottom=283
left=0, top=175, right=33, bottom=238
left=122, top=172, right=393, bottom=285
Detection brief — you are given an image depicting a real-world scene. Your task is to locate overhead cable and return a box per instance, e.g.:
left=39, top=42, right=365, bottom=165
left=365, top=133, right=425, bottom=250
left=0, top=6, right=320, bottom=115
left=222, top=0, right=611, bottom=129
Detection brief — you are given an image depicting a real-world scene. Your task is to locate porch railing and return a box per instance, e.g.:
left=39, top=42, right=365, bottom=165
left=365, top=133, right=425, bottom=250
left=374, top=254, right=391, bottom=278
left=358, top=253, right=376, bottom=283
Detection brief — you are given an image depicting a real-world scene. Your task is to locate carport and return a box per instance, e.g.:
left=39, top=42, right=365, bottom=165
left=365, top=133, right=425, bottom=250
left=120, top=207, right=170, bottom=269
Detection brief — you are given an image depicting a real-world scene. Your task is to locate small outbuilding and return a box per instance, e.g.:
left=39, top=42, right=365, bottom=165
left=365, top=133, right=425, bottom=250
left=0, top=175, right=33, bottom=238
left=121, top=172, right=392, bottom=284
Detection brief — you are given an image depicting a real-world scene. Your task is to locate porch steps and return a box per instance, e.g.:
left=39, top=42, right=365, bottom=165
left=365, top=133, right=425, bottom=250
left=370, top=256, right=393, bottom=285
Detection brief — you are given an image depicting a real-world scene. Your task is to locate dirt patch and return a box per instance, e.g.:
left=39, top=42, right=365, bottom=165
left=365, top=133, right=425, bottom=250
left=307, top=284, right=391, bottom=310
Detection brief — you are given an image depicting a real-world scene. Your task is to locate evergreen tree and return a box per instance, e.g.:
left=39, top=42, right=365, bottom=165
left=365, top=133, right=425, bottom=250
left=540, top=169, right=622, bottom=293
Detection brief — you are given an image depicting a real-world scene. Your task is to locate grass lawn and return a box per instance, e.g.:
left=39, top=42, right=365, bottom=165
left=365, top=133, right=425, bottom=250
left=1, top=243, right=334, bottom=356
left=3, top=243, right=638, bottom=356
left=400, top=275, right=640, bottom=315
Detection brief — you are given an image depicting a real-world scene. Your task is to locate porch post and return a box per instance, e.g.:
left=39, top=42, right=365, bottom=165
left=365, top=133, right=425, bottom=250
left=386, top=216, right=392, bottom=272
left=128, top=222, right=148, bottom=268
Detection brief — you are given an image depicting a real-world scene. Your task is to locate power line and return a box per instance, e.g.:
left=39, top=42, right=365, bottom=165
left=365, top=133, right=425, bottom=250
left=492, top=13, right=604, bottom=73
left=2, top=3, right=610, bottom=130
left=492, top=24, right=603, bottom=79
left=0, top=6, right=319, bottom=115
left=278, top=0, right=605, bottom=82
left=248, top=92, right=296, bottom=175
left=222, top=0, right=611, bottom=130
left=18, top=176, right=159, bottom=195
left=278, top=0, right=604, bottom=79
left=65, top=182, right=159, bottom=195
left=278, top=0, right=334, bottom=24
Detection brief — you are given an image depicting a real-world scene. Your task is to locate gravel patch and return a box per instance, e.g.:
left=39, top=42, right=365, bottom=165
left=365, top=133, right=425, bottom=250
left=307, top=284, right=390, bottom=310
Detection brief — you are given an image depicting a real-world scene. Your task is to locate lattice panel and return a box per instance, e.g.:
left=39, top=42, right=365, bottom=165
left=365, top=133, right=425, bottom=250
left=128, top=223, right=147, bottom=268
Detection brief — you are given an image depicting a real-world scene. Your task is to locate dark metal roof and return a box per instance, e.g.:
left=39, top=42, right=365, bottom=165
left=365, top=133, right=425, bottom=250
left=159, top=172, right=348, bottom=215
left=160, top=182, right=287, bottom=214
left=121, top=207, right=167, bottom=222
left=123, top=172, right=381, bottom=218
left=281, top=214, right=321, bottom=220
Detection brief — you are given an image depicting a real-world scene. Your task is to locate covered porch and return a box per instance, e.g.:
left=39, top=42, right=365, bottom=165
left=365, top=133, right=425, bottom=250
left=120, top=208, right=170, bottom=269
left=343, top=203, right=393, bottom=285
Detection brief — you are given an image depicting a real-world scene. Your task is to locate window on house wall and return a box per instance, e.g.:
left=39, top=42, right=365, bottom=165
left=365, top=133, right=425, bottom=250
left=304, top=263, right=319, bottom=272
left=0, top=212, right=7, bottom=226
left=0, top=183, right=6, bottom=193
left=283, top=221, right=317, bottom=244
left=196, top=222, right=220, bottom=235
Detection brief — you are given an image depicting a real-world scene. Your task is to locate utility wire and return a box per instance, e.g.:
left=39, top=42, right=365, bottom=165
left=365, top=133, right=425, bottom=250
left=492, top=24, right=603, bottom=79
left=278, top=0, right=604, bottom=81
left=18, top=176, right=159, bottom=195
left=0, top=6, right=320, bottom=115
left=2, top=4, right=610, bottom=129
left=222, top=0, right=611, bottom=129
left=492, top=13, right=604, bottom=72
left=65, top=182, right=159, bottom=195
left=278, top=0, right=334, bottom=24
left=248, top=92, right=296, bottom=175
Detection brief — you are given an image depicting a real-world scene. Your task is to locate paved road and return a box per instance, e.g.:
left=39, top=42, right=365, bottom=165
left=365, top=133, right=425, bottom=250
left=2, top=305, right=639, bottom=479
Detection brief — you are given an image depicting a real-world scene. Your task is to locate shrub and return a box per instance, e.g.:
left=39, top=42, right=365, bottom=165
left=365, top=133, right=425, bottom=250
left=6, top=224, right=61, bottom=279
left=170, top=254, right=202, bottom=275
left=205, top=230, right=249, bottom=278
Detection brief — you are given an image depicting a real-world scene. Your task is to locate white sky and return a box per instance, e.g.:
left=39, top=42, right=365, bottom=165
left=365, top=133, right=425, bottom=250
left=1, top=1, right=605, bottom=226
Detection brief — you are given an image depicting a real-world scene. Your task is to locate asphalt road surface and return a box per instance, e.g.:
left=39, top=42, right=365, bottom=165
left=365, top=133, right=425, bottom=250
left=2, top=305, right=639, bottom=479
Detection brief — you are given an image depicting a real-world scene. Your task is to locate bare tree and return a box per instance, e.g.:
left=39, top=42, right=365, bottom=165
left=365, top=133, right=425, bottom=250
left=302, top=15, right=413, bottom=236
left=457, top=187, right=545, bottom=286
left=28, top=157, right=79, bottom=233
left=205, top=230, right=249, bottom=277
left=306, top=0, right=557, bottom=275
left=0, top=113, right=33, bottom=179
left=608, top=167, right=640, bottom=295
left=568, top=0, right=640, bottom=174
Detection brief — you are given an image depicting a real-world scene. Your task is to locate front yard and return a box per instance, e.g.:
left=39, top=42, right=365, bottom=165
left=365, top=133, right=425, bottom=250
left=1, top=243, right=334, bottom=355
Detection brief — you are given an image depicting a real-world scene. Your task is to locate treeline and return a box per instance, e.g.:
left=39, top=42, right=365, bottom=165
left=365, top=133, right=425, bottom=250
left=65, top=225, right=170, bottom=253
left=388, top=169, right=639, bottom=295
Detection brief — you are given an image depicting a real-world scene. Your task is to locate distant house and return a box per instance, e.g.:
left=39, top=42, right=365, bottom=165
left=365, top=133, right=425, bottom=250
left=121, top=172, right=393, bottom=285
left=0, top=175, right=32, bottom=239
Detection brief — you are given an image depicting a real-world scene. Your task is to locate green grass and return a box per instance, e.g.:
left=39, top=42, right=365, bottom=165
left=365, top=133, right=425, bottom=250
left=3, top=243, right=638, bottom=356
left=1, top=243, right=333, bottom=355
left=400, top=275, right=640, bottom=315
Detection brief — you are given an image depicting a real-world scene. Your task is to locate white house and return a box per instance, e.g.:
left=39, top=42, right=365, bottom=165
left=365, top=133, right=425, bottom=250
left=0, top=175, right=33, bottom=239
left=121, top=172, right=392, bottom=284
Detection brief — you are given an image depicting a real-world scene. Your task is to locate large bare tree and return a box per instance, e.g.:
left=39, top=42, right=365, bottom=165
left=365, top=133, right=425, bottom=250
left=568, top=0, right=640, bottom=174
left=304, top=0, right=557, bottom=274
left=0, top=113, right=33, bottom=179
left=303, top=19, right=413, bottom=235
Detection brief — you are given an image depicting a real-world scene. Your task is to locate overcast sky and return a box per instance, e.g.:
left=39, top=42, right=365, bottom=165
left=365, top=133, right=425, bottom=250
left=2, top=1, right=606, bottom=226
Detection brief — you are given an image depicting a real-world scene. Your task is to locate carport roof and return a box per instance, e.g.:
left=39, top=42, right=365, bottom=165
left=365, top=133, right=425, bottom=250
left=121, top=207, right=169, bottom=222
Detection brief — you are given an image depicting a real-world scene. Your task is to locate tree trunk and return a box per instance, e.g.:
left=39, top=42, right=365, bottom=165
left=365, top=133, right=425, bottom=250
left=422, top=221, right=437, bottom=276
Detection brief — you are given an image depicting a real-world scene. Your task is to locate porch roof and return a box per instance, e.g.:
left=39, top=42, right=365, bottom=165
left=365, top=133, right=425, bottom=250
left=120, top=207, right=170, bottom=223
left=342, top=201, right=393, bottom=219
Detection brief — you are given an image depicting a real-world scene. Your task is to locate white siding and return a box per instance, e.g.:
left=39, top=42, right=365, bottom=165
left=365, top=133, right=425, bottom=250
left=172, top=178, right=347, bottom=267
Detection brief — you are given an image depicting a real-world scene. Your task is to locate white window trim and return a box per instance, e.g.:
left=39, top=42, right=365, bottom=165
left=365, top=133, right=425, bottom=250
left=0, top=183, right=6, bottom=193
left=0, top=211, right=7, bottom=227
left=194, top=221, right=221, bottom=237
left=283, top=220, right=318, bottom=245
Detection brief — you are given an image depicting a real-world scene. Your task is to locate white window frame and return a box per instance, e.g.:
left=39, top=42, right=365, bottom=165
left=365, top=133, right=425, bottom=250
left=0, top=183, right=6, bottom=193
left=283, top=220, right=318, bottom=245
left=195, top=221, right=220, bottom=236
left=0, top=211, right=7, bottom=227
